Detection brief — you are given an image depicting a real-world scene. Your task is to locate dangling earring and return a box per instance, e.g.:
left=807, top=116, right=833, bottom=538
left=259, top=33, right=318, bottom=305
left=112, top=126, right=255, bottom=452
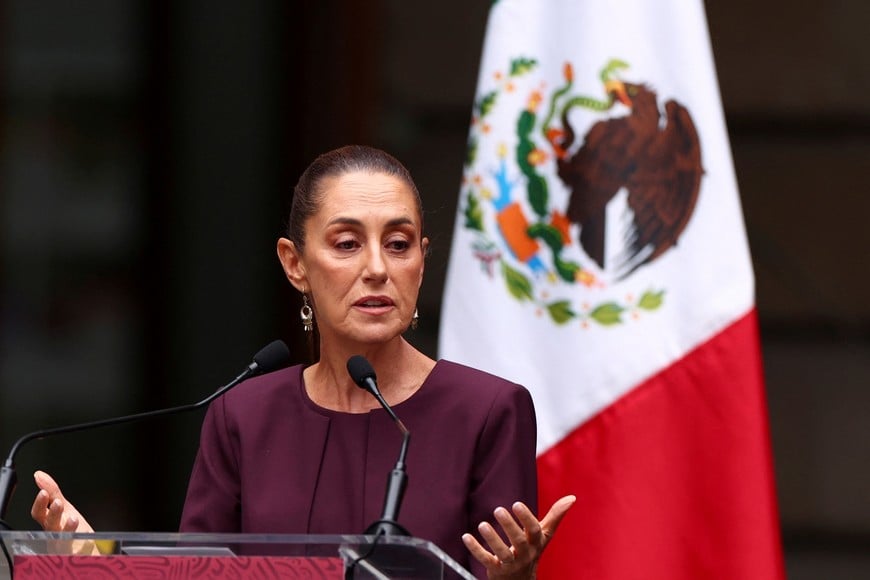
left=300, top=293, right=314, bottom=333
left=411, top=307, right=419, bottom=330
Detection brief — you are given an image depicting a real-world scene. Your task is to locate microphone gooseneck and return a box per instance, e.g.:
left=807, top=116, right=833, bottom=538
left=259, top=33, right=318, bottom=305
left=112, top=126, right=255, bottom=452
left=346, top=355, right=410, bottom=537
left=0, top=340, right=290, bottom=529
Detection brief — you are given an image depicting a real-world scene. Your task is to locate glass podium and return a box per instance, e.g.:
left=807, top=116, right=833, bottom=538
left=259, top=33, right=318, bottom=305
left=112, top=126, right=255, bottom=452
left=0, top=531, right=476, bottom=579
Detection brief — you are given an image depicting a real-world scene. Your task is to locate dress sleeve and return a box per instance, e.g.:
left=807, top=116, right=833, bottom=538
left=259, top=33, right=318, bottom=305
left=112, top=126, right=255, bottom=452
left=466, top=383, right=539, bottom=576
left=178, top=396, right=242, bottom=532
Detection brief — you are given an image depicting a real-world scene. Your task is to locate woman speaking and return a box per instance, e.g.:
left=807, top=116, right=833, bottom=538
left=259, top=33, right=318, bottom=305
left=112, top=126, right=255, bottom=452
left=32, top=145, right=574, bottom=579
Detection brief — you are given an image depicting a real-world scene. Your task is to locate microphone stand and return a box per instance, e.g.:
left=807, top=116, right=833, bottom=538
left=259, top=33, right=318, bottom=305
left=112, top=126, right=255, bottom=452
left=0, top=340, right=289, bottom=530
left=344, top=355, right=414, bottom=580
left=364, top=427, right=410, bottom=536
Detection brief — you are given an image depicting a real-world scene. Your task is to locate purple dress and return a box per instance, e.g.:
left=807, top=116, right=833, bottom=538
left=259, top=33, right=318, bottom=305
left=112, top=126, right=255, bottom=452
left=179, top=360, right=538, bottom=576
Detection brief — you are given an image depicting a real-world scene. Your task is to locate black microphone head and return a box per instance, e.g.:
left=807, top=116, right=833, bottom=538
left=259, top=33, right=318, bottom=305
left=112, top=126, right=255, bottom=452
left=347, top=355, right=376, bottom=392
left=252, top=340, right=291, bottom=374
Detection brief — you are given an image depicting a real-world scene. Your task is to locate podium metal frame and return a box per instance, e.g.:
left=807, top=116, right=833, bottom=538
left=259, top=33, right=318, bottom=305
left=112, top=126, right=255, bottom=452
left=0, top=530, right=476, bottom=579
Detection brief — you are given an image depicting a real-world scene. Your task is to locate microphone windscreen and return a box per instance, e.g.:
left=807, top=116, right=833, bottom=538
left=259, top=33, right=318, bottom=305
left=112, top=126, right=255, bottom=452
left=347, top=355, right=376, bottom=389
left=252, top=340, right=291, bottom=373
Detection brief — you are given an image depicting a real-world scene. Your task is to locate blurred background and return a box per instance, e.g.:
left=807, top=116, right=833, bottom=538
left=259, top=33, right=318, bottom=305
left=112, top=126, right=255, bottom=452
left=0, top=1, right=867, bottom=577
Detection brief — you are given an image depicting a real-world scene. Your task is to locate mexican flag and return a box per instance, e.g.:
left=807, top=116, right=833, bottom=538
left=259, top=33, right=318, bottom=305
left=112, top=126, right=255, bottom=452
left=438, top=0, right=785, bottom=577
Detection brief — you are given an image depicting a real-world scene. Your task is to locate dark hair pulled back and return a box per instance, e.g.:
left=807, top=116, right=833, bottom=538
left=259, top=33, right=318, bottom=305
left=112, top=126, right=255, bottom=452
left=285, top=145, right=423, bottom=252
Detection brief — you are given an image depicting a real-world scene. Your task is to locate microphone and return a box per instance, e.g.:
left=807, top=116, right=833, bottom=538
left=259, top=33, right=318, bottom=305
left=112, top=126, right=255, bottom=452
left=346, top=355, right=410, bottom=536
left=0, top=339, right=291, bottom=529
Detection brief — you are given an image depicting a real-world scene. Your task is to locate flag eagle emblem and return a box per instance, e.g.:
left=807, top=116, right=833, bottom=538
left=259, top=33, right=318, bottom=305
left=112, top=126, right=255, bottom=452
left=461, top=58, right=703, bottom=327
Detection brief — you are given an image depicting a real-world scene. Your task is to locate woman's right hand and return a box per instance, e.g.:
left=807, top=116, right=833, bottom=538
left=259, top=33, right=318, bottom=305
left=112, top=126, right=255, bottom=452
left=31, top=470, right=92, bottom=533
left=31, top=470, right=99, bottom=555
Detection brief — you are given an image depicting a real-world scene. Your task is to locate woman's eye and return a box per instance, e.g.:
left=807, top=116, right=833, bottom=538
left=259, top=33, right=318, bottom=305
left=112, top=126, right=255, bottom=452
left=387, top=239, right=410, bottom=251
left=336, top=240, right=358, bottom=250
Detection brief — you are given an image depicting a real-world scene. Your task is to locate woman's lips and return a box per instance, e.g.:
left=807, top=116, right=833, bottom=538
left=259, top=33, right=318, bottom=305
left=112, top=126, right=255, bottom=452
left=354, top=296, right=395, bottom=314
left=355, top=296, right=394, bottom=307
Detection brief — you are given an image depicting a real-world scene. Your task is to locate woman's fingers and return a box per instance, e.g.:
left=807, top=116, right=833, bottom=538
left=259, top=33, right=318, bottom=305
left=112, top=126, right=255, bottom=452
left=462, top=532, right=498, bottom=567
left=31, top=472, right=62, bottom=530
left=539, top=495, right=576, bottom=541
left=478, top=520, right=515, bottom=564
left=31, top=471, right=84, bottom=533
left=508, top=501, right=542, bottom=548
left=44, top=498, right=65, bottom=531
left=471, top=503, right=543, bottom=571
left=29, top=471, right=99, bottom=555
left=493, top=506, right=528, bottom=554
left=62, top=512, right=79, bottom=532
left=31, top=490, right=47, bottom=518
left=34, top=471, right=63, bottom=499
left=463, top=496, right=578, bottom=576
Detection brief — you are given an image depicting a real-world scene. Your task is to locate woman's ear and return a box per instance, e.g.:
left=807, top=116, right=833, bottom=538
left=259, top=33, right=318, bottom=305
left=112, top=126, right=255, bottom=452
left=277, top=238, right=306, bottom=291
left=418, top=237, right=430, bottom=288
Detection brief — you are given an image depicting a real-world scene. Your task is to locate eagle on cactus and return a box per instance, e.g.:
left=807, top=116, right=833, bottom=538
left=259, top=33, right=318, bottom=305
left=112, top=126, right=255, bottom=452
left=547, top=60, right=704, bottom=279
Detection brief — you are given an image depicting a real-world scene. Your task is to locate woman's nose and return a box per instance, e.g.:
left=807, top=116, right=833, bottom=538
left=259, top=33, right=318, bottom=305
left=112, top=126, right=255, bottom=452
left=363, top=246, right=388, bottom=282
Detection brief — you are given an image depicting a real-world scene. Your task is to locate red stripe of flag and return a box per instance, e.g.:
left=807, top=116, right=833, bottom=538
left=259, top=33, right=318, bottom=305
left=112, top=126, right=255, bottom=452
left=537, top=309, right=784, bottom=579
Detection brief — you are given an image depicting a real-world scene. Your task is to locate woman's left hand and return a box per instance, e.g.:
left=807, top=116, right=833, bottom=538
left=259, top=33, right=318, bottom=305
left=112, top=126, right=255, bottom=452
left=462, top=495, right=576, bottom=579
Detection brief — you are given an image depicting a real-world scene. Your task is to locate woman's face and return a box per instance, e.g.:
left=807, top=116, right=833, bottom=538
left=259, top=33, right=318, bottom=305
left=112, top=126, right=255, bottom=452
left=280, top=170, right=428, bottom=347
